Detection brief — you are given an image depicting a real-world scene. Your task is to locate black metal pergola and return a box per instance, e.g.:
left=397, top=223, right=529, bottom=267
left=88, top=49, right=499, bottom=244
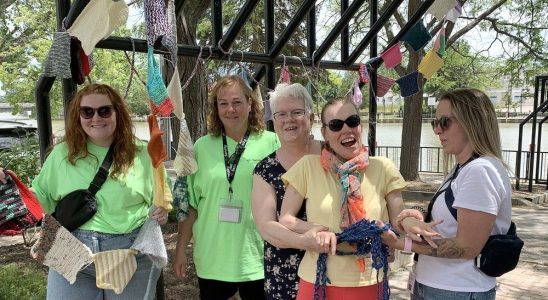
left=36, top=0, right=436, bottom=162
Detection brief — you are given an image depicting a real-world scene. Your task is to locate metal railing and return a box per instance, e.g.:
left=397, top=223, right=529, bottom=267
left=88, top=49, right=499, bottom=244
left=376, top=146, right=548, bottom=183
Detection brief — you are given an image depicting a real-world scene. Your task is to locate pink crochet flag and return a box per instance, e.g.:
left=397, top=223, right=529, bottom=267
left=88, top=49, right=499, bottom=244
left=359, top=63, right=369, bottom=84
left=352, top=79, right=363, bottom=106
left=376, top=74, right=395, bottom=97
left=418, top=50, right=444, bottom=79
left=280, top=66, right=290, bottom=83
left=380, top=42, right=402, bottom=69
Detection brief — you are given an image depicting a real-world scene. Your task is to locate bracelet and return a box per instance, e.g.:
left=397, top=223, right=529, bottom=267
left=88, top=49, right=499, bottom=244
left=410, top=206, right=427, bottom=218
left=402, top=236, right=413, bottom=254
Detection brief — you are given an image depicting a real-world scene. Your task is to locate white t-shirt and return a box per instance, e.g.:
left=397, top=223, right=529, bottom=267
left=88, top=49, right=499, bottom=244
left=416, top=157, right=512, bottom=292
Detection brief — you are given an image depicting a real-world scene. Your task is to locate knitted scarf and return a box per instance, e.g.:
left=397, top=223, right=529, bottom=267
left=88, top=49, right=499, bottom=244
left=320, top=145, right=369, bottom=229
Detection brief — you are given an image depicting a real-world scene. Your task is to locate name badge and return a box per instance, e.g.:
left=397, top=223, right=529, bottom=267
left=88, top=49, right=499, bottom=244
left=219, top=198, right=242, bottom=223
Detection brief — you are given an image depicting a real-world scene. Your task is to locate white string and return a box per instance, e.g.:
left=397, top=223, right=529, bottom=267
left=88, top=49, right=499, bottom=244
left=181, top=46, right=204, bottom=90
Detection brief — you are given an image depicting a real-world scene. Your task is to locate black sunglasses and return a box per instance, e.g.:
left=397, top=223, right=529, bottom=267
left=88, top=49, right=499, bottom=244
left=430, top=116, right=454, bottom=131
left=324, top=114, right=361, bottom=132
left=79, top=105, right=114, bottom=119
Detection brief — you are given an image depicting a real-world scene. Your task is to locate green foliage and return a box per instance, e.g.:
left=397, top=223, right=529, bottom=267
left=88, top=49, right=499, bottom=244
left=0, top=263, right=47, bottom=300
left=0, top=132, right=40, bottom=185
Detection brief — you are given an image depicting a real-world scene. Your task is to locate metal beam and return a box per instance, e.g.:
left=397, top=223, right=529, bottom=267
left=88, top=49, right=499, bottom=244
left=221, top=0, right=260, bottom=50
left=211, top=0, right=223, bottom=46
left=341, top=0, right=349, bottom=62
left=312, top=0, right=367, bottom=64
left=346, top=0, right=404, bottom=65
left=35, top=76, right=55, bottom=163
left=368, top=0, right=378, bottom=156
left=252, top=0, right=275, bottom=87
left=307, top=4, right=316, bottom=58
left=268, top=0, right=316, bottom=57
left=63, top=0, right=89, bottom=29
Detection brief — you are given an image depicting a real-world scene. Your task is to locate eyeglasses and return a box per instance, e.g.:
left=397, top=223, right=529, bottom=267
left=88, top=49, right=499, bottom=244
left=324, top=114, right=361, bottom=132
left=79, top=105, right=114, bottom=119
left=272, top=109, right=306, bottom=121
left=430, top=116, right=454, bottom=131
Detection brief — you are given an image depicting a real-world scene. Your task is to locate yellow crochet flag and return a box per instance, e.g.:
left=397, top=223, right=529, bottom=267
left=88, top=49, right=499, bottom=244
left=418, top=50, right=444, bottom=80
left=94, top=249, right=138, bottom=294
left=153, top=164, right=173, bottom=211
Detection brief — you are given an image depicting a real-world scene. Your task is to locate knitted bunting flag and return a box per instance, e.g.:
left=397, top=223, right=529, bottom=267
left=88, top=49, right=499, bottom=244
left=147, top=114, right=168, bottom=168
left=359, top=63, right=369, bottom=84
left=131, top=208, right=168, bottom=268
left=152, top=164, right=173, bottom=211
left=433, top=23, right=446, bottom=56
left=144, top=0, right=171, bottom=47
left=401, top=20, right=432, bottom=52
left=380, top=42, right=402, bottom=69
left=5, top=170, right=43, bottom=221
left=172, top=176, right=190, bottom=222
left=396, top=71, right=421, bottom=98
left=168, top=68, right=184, bottom=120
left=427, top=0, right=457, bottom=21
left=280, top=65, right=290, bottom=83
left=147, top=47, right=174, bottom=116
left=43, top=32, right=72, bottom=79
left=446, top=2, right=463, bottom=23
left=376, top=74, right=396, bottom=97
left=94, top=249, right=138, bottom=294
left=352, top=79, right=363, bottom=106
left=173, top=120, right=198, bottom=176
left=418, top=50, right=444, bottom=79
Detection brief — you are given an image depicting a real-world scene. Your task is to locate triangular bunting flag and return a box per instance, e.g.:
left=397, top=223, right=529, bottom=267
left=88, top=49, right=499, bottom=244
left=359, top=64, right=369, bottom=84
left=433, top=23, right=446, bottom=56
left=280, top=66, right=290, bottom=83
left=147, top=47, right=174, bottom=116
left=418, top=50, right=444, bottom=79
left=376, top=74, right=396, bottom=97
left=352, top=80, right=363, bottom=106
left=427, top=0, right=457, bottom=21
left=168, top=68, right=184, bottom=120
left=446, top=2, right=463, bottom=23
left=396, top=71, right=421, bottom=98
left=401, top=20, right=433, bottom=52
left=380, top=42, right=402, bottom=69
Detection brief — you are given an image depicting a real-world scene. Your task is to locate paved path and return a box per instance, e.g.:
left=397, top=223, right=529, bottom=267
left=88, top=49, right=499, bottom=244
left=389, top=206, right=548, bottom=300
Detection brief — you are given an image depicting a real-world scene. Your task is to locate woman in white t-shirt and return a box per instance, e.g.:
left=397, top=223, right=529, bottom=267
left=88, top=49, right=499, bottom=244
left=384, top=88, right=512, bottom=300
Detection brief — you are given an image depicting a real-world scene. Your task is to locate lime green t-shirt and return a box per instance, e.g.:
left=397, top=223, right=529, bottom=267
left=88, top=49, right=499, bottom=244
left=31, top=141, right=154, bottom=234
left=188, top=131, right=279, bottom=282
left=282, top=155, right=407, bottom=286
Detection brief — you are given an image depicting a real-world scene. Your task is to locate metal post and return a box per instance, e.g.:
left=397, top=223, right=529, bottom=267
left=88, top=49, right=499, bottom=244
left=368, top=0, right=378, bottom=156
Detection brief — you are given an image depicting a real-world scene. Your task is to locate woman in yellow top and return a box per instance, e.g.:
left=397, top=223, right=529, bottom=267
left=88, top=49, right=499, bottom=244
left=280, top=97, right=406, bottom=299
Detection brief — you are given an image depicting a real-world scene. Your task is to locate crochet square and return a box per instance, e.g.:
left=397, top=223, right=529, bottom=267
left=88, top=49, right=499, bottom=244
left=376, top=74, right=396, bottom=97
left=446, top=2, right=462, bottom=23
left=401, top=20, right=432, bottom=52
left=94, top=249, right=137, bottom=294
left=131, top=217, right=167, bottom=269
left=396, top=71, right=421, bottom=98
left=43, top=32, right=72, bottom=79
left=427, top=0, right=457, bottom=21
left=380, top=42, right=402, bottom=69
left=418, top=50, right=444, bottom=80
left=173, top=120, right=198, bottom=176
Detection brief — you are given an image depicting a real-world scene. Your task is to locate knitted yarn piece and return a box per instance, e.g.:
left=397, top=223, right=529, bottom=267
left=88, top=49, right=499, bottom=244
left=70, top=38, right=86, bottom=85
left=147, top=47, right=174, bottom=116
left=281, top=66, right=290, bottom=83
left=433, top=24, right=446, bottom=56
left=147, top=114, right=168, bottom=168
left=30, top=214, right=93, bottom=284
left=168, top=68, right=183, bottom=119
left=427, top=0, right=457, bottom=21
left=144, top=0, right=171, bottom=47
left=66, top=0, right=128, bottom=55
left=446, top=2, right=462, bottom=23
left=352, top=79, right=363, bottom=106
left=396, top=71, right=421, bottom=98
left=173, top=120, right=198, bottom=176
left=5, top=170, right=43, bottom=220
left=254, top=85, right=264, bottom=110
left=152, top=164, right=173, bottom=211
left=401, top=20, right=432, bottom=52
left=380, top=42, right=402, bottom=69
left=418, top=50, right=444, bottom=80
left=172, top=176, right=190, bottom=222
left=131, top=216, right=167, bottom=268
left=376, top=74, right=395, bottom=97
left=43, top=32, right=72, bottom=79
left=0, top=172, right=28, bottom=225
left=94, top=249, right=137, bottom=294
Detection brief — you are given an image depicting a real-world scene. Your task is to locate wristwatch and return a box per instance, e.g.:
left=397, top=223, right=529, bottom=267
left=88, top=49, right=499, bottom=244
left=402, top=235, right=413, bottom=255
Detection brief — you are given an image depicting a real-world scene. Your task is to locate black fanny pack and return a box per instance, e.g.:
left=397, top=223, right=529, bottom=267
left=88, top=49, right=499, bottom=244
left=52, top=146, right=113, bottom=231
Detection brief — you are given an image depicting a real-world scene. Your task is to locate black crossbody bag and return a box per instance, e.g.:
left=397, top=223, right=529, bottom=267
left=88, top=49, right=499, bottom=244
left=52, top=146, right=114, bottom=231
left=423, top=157, right=523, bottom=277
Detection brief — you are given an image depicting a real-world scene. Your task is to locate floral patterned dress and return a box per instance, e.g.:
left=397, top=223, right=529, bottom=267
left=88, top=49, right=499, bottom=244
left=253, top=152, right=306, bottom=300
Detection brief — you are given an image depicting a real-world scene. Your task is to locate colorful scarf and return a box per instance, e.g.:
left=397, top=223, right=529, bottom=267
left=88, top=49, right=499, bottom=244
left=320, top=146, right=369, bottom=229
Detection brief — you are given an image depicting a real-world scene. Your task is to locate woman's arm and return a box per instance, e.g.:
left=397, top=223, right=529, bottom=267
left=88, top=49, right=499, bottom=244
left=385, top=189, right=404, bottom=225
left=279, top=185, right=324, bottom=234
left=173, top=208, right=196, bottom=279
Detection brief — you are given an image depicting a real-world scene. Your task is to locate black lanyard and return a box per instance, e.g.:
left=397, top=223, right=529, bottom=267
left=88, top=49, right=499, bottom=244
left=222, top=129, right=250, bottom=197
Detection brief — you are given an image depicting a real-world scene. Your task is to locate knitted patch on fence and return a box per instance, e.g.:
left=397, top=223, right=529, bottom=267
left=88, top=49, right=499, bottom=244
left=314, top=219, right=392, bottom=300
left=31, top=214, right=93, bottom=284
left=172, top=176, right=190, bottom=222
left=168, top=68, right=184, bottom=120
left=418, top=50, right=444, bottom=80
left=173, top=120, right=198, bottom=176
left=144, top=0, right=171, bottom=47
left=43, top=32, right=72, bottom=79
left=380, top=42, right=402, bottom=69
left=147, top=114, right=167, bottom=168
left=396, top=71, right=421, bottom=98
left=427, top=0, right=457, bottom=21
left=131, top=217, right=167, bottom=268
left=94, top=249, right=137, bottom=294
left=401, top=20, right=432, bottom=52
left=66, top=0, right=128, bottom=55
left=147, top=47, right=174, bottom=116
left=152, top=164, right=173, bottom=211
left=376, top=74, right=395, bottom=97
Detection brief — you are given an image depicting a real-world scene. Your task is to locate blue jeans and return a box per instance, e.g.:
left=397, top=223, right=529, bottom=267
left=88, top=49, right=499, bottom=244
left=411, top=281, right=496, bottom=300
left=46, top=228, right=161, bottom=300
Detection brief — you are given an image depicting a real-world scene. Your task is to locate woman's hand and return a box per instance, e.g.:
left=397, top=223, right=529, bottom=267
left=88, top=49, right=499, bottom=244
left=400, top=217, right=443, bottom=248
left=150, top=205, right=168, bottom=225
left=173, top=247, right=189, bottom=279
left=394, top=208, right=424, bottom=233
left=315, top=230, right=337, bottom=255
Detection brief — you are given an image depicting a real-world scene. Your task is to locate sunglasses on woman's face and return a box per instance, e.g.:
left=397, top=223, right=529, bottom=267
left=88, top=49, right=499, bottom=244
left=79, top=105, right=114, bottom=119
left=430, top=116, right=454, bottom=131
left=325, top=114, right=361, bottom=132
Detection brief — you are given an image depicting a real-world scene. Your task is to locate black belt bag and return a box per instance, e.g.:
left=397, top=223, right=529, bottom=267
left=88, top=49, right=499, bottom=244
left=52, top=146, right=113, bottom=231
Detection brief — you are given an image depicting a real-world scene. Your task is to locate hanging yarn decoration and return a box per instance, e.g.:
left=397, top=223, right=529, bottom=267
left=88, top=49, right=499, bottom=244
left=313, top=219, right=394, bottom=300
left=70, top=38, right=86, bottom=85
left=254, top=85, right=264, bottom=110
left=147, top=47, right=174, bottom=116
left=172, top=176, right=190, bottom=222
left=173, top=119, right=198, bottom=176
left=144, top=0, right=172, bottom=47
left=0, top=172, right=28, bottom=226
left=396, top=71, right=421, bottom=98
left=359, top=63, right=370, bottom=84
left=147, top=114, right=168, bottom=168
left=4, top=170, right=43, bottom=221
left=380, top=42, right=402, bottom=69
left=43, top=32, right=72, bottom=79
left=130, top=207, right=168, bottom=269
left=433, top=23, right=446, bottom=57
left=427, top=0, right=457, bottom=21
left=376, top=74, right=396, bottom=97
left=352, top=79, right=363, bottom=106
left=152, top=163, right=174, bottom=211
left=418, top=50, right=444, bottom=80
left=280, top=65, right=291, bottom=83
left=168, top=68, right=184, bottom=120
left=94, top=249, right=138, bottom=294
left=446, top=2, right=463, bottom=23
left=401, top=20, right=432, bottom=52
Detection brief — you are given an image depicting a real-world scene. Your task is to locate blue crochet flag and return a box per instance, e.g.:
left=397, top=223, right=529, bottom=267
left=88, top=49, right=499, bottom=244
left=401, top=20, right=432, bottom=52
left=396, top=71, right=421, bottom=98
left=147, top=47, right=173, bottom=116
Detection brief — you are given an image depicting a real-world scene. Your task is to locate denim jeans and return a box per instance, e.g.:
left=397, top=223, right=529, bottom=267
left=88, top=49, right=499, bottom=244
left=46, top=228, right=161, bottom=300
left=411, top=281, right=496, bottom=300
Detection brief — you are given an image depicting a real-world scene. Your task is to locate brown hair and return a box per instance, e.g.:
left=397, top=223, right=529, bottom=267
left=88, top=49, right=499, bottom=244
left=320, top=96, right=359, bottom=126
left=64, top=83, right=137, bottom=177
left=207, top=75, right=265, bottom=136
